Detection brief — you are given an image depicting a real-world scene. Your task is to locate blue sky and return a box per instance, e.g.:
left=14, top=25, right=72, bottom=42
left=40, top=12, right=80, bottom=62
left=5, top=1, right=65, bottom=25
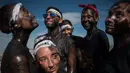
left=0, top=0, right=120, bottom=53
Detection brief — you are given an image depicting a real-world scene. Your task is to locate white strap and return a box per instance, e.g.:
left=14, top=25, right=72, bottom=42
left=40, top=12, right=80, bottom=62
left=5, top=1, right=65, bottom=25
left=61, top=24, right=72, bottom=30
left=34, top=40, right=56, bottom=55
left=10, top=3, right=22, bottom=22
left=48, top=9, right=61, bottom=18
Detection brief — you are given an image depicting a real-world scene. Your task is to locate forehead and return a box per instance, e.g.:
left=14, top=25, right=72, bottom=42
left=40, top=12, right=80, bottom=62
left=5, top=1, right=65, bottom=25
left=20, top=6, right=29, bottom=12
left=47, top=11, right=54, bottom=14
left=82, top=9, right=93, bottom=15
left=38, top=47, right=58, bottom=55
left=111, top=2, right=129, bottom=11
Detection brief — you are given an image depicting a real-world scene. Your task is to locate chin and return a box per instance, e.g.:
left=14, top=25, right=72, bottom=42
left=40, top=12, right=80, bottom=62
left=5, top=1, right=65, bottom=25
left=83, top=27, right=90, bottom=30
left=105, top=29, right=113, bottom=35
left=48, top=70, right=57, bottom=73
left=34, top=23, right=39, bottom=28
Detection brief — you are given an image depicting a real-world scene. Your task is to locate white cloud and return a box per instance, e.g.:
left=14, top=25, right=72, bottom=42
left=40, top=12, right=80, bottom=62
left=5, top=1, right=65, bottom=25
left=63, top=12, right=81, bottom=25
left=36, top=18, right=44, bottom=22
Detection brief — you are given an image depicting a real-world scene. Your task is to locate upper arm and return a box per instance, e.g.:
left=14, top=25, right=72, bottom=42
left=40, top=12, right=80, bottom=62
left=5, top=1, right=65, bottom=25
left=11, top=55, right=30, bottom=73
left=65, top=36, right=76, bottom=73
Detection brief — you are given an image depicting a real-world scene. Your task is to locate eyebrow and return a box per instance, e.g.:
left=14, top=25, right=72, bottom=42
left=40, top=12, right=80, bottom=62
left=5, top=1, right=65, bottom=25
left=39, top=56, right=46, bottom=59
left=52, top=52, right=59, bottom=56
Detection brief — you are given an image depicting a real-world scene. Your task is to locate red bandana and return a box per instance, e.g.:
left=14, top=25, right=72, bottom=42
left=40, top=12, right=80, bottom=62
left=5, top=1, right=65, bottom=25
left=79, top=4, right=98, bottom=16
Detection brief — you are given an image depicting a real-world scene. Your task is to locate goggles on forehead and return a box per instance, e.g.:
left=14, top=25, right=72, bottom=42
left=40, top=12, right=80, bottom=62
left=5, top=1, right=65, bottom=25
left=34, top=40, right=57, bottom=55
left=43, top=13, right=57, bottom=18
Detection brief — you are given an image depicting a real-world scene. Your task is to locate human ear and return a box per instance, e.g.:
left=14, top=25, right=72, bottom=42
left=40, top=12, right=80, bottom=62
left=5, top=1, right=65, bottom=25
left=59, top=18, right=63, bottom=24
left=94, top=14, right=98, bottom=22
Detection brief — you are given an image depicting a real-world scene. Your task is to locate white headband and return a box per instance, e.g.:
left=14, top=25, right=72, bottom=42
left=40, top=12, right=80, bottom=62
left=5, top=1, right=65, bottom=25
left=10, top=3, right=22, bottom=22
left=34, top=40, right=56, bottom=55
left=61, top=24, right=73, bottom=30
left=48, top=9, right=62, bottom=18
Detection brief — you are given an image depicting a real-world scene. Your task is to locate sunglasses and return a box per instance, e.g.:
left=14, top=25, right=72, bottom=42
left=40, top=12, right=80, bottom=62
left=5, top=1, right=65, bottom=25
left=43, top=13, right=57, bottom=18
left=62, top=27, right=74, bottom=31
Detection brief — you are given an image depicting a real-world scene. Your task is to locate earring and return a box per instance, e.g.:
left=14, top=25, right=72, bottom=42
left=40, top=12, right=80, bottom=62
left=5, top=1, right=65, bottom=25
left=14, top=24, right=18, bottom=27
left=14, top=24, right=20, bottom=28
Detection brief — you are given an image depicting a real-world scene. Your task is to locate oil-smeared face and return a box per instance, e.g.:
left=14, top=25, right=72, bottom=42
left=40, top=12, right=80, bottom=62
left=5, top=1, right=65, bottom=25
left=36, top=47, right=60, bottom=73
left=105, top=3, right=130, bottom=35
left=81, top=9, right=97, bottom=31
left=62, top=28, right=73, bottom=36
left=17, top=6, right=38, bottom=30
left=62, top=24, right=73, bottom=36
left=44, top=11, right=60, bottom=29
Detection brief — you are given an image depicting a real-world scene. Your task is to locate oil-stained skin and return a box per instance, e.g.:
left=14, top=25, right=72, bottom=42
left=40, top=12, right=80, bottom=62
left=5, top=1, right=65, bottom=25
left=11, top=55, right=29, bottom=73
left=105, top=2, right=130, bottom=35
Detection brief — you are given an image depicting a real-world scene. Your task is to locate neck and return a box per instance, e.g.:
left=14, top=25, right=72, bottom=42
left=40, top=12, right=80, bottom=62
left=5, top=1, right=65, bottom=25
left=48, top=26, right=59, bottom=37
left=12, top=29, right=31, bottom=47
left=87, top=26, right=97, bottom=35
left=113, top=32, right=130, bottom=47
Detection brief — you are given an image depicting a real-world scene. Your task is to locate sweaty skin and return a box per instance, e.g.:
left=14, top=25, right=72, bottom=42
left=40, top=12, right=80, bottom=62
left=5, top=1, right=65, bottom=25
left=36, top=47, right=60, bottom=73
left=0, top=4, right=39, bottom=73
left=80, top=4, right=109, bottom=73
left=99, top=1, right=130, bottom=73
left=38, top=7, right=76, bottom=73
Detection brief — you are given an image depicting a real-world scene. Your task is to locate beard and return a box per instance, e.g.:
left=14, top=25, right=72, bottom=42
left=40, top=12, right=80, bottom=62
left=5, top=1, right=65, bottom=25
left=45, top=20, right=59, bottom=29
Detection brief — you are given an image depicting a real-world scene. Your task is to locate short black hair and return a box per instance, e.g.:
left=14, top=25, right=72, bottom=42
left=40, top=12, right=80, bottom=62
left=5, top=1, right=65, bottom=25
left=61, top=19, right=72, bottom=26
left=111, top=0, right=130, bottom=13
left=0, top=3, right=16, bottom=34
left=111, top=0, right=130, bottom=8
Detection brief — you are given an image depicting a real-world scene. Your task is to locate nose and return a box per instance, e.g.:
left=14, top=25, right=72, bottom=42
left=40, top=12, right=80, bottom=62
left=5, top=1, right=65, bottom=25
left=29, top=13, right=35, bottom=19
left=46, top=14, right=51, bottom=19
left=48, top=59, right=54, bottom=69
left=65, top=30, right=68, bottom=33
left=105, top=17, right=115, bottom=25
left=83, top=17, right=88, bottom=21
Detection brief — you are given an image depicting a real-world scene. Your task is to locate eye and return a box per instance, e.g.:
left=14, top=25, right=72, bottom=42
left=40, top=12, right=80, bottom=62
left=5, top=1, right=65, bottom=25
left=87, top=15, right=92, bottom=19
left=23, top=11, right=29, bottom=17
left=50, top=13, right=56, bottom=17
left=21, top=8, right=29, bottom=17
left=115, top=11, right=124, bottom=18
left=52, top=54, right=58, bottom=59
left=39, top=57, right=47, bottom=62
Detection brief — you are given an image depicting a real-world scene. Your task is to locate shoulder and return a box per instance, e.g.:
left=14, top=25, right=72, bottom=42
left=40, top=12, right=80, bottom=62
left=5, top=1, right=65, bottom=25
left=6, top=41, right=23, bottom=51
left=72, top=35, right=83, bottom=40
left=97, top=29, right=107, bottom=37
left=63, top=35, right=75, bottom=45
left=12, top=55, right=28, bottom=63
